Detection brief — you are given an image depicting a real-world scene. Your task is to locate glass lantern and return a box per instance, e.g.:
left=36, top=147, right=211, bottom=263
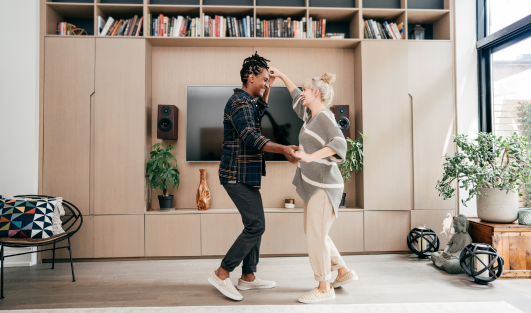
left=409, top=24, right=426, bottom=40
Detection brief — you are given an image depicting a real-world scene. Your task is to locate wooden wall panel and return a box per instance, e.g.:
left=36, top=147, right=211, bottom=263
left=43, top=37, right=94, bottom=216
left=145, top=214, right=201, bottom=257
left=329, top=211, right=364, bottom=253
left=94, top=38, right=148, bottom=215
left=94, top=215, right=145, bottom=258
left=150, top=47, right=356, bottom=209
left=261, top=213, right=307, bottom=255
left=410, top=209, right=456, bottom=248
left=41, top=216, right=94, bottom=259
left=361, top=41, right=412, bottom=211
left=364, top=210, right=410, bottom=251
left=201, top=213, right=242, bottom=256
left=408, top=41, right=456, bottom=211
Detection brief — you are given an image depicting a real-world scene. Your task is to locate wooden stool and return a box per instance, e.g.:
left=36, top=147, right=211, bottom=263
left=468, top=218, right=531, bottom=279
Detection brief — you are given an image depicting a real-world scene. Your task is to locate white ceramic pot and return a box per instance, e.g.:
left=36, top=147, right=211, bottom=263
left=477, top=188, right=519, bottom=223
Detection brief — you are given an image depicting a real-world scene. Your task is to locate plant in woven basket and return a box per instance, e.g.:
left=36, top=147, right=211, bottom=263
left=146, top=142, right=180, bottom=197
left=436, top=132, right=531, bottom=206
left=339, top=132, right=368, bottom=182
left=518, top=101, right=531, bottom=207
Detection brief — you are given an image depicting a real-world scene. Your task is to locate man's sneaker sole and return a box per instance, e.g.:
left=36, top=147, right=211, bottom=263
left=297, top=295, right=336, bottom=304
left=236, top=282, right=276, bottom=290
left=208, top=277, right=243, bottom=301
left=332, top=275, right=358, bottom=289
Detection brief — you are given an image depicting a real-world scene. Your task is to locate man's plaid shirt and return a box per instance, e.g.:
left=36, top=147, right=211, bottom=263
left=219, top=88, right=271, bottom=188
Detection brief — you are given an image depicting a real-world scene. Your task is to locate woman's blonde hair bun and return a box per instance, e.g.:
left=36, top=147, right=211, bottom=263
left=321, top=73, right=336, bottom=84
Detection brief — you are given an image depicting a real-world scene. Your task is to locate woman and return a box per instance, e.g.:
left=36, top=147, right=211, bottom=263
left=269, top=68, right=358, bottom=304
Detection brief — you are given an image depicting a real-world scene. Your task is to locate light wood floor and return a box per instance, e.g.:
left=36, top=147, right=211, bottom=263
left=1, top=254, right=530, bottom=312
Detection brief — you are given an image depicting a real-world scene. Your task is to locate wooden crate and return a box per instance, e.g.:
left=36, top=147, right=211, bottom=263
left=468, top=218, right=531, bottom=279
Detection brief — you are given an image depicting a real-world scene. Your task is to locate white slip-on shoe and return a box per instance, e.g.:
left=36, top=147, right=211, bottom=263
left=237, top=276, right=276, bottom=290
left=297, top=287, right=335, bottom=304
left=208, top=271, right=243, bottom=301
left=330, top=270, right=358, bottom=289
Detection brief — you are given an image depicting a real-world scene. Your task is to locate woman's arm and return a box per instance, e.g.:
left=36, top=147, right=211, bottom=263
left=269, top=68, right=297, bottom=93
left=296, top=147, right=337, bottom=162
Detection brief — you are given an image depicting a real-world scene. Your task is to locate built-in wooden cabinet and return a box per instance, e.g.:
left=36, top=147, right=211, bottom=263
left=145, top=215, right=201, bottom=257
left=360, top=41, right=413, bottom=211
left=94, top=215, right=145, bottom=258
left=329, top=211, right=364, bottom=253
left=93, top=38, right=151, bottom=215
left=43, top=37, right=94, bottom=216
left=364, top=210, right=410, bottom=252
left=408, top=41, right=456, bottom=211
left=41, top=216, right=94, bottom=259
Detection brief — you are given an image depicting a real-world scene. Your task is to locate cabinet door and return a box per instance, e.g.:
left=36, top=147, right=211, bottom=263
left=260, top=213, right=307, bottom=255
left=408, top=41, right=456, bottom=211
left=201, top=213, right=242, bottom=256
left=145, top=214, right=201, bottom=257
left=41, top=216, right=94, bottom=259
left=94, top=38, right=148, bottom=215
left=43, top=38, right=94, bottom=216
left=364, top=210, right=410, bottom=252
left=94, top=215, right=144, bottom=258
left=361, top=41, right=412, bottom=211
left=329, top=211, right=364, bottom=253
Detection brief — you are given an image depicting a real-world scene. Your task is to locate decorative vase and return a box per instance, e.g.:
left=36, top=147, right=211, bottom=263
left=477, top=188, right=519, bottom=223
left=158, top=195, right=173, bottom=210
left=518, top=208, right=531, bottom=225
left=196, top=169, right=211, bottom=210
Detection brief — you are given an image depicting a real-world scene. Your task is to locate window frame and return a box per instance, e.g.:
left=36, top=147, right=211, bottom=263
left=476, top=1, right=531, bottom=134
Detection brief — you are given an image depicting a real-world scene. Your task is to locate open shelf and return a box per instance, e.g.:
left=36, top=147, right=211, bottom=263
left=308, top=8, right=359, bottom=39
left=46, top=3, right=94, bottom=35
left=407, top=10, right=450, bottom=40
left=146, top=37, right=361, bottom=48
left=148, top=0, right=200, bottom=4
left=407, top=0, right=448, bottom=10
left=97, top=0, right=143, bottom=4
left=257, top=0, right=305, bottom=7
left=147, top=5, right=200, bottom=15
left=361, top=9, right=405, bottom=39
left=202, top=0, right=253, bottom=6
left=362, top=0, right=405, bottom=9
left=310, top=0, right=357, bottom=8
left=201, top=5, right=253, bottom=16
left=49, top=0, right=94, bottom=3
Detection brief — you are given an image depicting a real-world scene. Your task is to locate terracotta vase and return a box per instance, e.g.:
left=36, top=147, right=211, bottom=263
left=196, top=169, right=211, bottom=210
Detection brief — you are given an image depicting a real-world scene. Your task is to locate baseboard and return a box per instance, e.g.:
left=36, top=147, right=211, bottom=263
left=4, top=247, right=37, bottom=267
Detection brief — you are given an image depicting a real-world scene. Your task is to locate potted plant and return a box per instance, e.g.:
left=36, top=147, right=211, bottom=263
left=146, top=142, right=180, bottom=210
left=338, top=133, right=367, bottom=207
left=436, top=132, right=531, bottom=223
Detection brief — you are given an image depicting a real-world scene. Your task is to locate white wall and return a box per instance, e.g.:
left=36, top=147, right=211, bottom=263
left=455, top=0, right=479, bottom=217
left=0, top=0, right=40, bottom=266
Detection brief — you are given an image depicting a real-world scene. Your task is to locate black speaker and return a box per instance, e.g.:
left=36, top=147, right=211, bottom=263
left=157, top=104, right=178, bottom=140
left=331, top=105, right=350, bottom=138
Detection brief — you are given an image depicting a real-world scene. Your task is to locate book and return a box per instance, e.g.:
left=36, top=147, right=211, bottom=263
left=136, top=17, right=143, bottom=36
left=321, top=19, right=326, bottom=38
left=98, top=16, right=106, bottom=36
left=325, top=32, right=345, bottom=39
left=101, top=17, right=114, bottom=36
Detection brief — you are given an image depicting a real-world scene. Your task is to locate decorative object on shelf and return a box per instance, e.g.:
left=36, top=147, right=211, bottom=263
left=196, top=169, right=211, bottom=211
left=57, top=22, right=87, bottom=36
left=146, top=142, right=180, bottom=210
left=518, top=208, right=531, bottom=225
left=436, top=132, right=531, bottom=223
left=409, top=24, right=426, bottom=40
left=339, top=132, right=368, bottom=208
left=407, top=226, right=439, bottom=259
left=459, top=243, right=504, bottom=285
left=285, top=199, right=295, bottom=209
left=431, top=214, right=472, bottom=274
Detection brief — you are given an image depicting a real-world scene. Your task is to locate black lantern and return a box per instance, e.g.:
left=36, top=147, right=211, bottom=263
left=459, top=243, right=504, bottom=285
left=407, top=227, right=439, bottom=259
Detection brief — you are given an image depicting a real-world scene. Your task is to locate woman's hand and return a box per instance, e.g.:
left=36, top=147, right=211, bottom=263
left=269, top=67, right=284, bottom=78
left=295, top=150, right=314, bottom=162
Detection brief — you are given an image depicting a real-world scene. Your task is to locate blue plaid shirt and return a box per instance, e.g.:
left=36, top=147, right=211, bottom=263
left=219, top=88, right=271, bottom=188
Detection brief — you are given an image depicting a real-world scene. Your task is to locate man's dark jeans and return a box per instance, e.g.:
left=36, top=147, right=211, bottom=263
left=221, top=182, right=266, bottom=274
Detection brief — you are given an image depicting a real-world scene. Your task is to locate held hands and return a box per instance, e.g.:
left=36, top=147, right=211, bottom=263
left=284, top=145, right=302, bottom=164
left=294, top=150, right=313, bottom=162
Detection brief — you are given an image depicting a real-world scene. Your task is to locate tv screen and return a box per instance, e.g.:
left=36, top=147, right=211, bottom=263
left=186, top=86, right=304, bottom=162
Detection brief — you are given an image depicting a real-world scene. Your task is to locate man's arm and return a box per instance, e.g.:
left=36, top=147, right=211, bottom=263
left=263, top=142, right=300, bottom=164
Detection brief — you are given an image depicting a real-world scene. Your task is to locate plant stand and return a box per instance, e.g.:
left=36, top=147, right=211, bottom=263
left=468, top=218, right=531, bottom=279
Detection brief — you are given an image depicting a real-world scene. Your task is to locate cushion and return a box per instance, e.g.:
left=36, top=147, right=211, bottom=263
left=2, top=196, right=65, bottom=236
left=0, top=198, right=56, bottom=239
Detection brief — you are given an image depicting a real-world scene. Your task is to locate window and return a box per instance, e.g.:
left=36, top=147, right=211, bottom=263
left=477, top=0, right=531, bottom=135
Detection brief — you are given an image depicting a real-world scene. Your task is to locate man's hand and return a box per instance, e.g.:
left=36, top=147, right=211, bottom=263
left=284, top=145, right=301, bottom=163
left=295, top=150, right=313, bottom=162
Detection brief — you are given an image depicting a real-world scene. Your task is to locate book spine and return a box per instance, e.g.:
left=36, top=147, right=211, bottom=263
left=256, top=18, right=260, bottom=38
left=250, top=17, right=254, bottom=37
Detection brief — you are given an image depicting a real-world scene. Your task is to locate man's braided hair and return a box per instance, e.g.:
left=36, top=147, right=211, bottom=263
left=240, top=52, right=270, bottom=86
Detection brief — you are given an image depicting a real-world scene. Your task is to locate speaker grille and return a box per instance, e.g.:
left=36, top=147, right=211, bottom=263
left=158, top=117, right=173, bottom=132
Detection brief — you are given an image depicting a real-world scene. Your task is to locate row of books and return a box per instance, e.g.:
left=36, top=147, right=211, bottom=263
left=148, top=14, right=200, bottom=37
left=203, top=15, right=254, bottom=37
left=363, top=19, right=404, bottom=39
left=254, top=18, right=306, bottom=38
left=98, top=16, right=143, bottom=36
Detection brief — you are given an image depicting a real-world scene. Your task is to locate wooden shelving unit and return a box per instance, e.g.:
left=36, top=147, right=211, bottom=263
left=44, top=0, right=452, bottom=43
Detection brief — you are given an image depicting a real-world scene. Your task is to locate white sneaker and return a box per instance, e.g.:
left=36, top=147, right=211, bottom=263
left=208, top=271, right=243, bottom=301
left=297, top=287, right=335, bottom=304
left=237, top=276, right=276, bottom=290
left=330, top=270, right=358, bottom=289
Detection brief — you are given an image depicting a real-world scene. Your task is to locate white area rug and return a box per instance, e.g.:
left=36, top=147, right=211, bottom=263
left=5, top=302, right=523, bottom=313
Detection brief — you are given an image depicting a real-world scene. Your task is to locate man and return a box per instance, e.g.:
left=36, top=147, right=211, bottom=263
left=209, top=52, right=300, bottom=301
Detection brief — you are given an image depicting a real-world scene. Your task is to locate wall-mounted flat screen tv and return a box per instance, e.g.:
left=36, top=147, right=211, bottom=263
left=186, top=86, right=303, bottom=162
